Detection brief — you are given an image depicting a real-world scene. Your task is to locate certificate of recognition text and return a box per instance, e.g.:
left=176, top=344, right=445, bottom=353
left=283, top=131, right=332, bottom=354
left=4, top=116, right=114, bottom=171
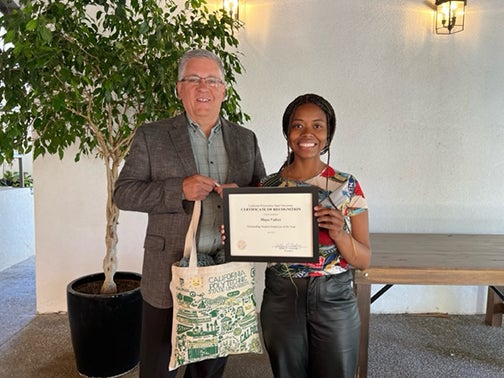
left=223, top=187, right=319, bottom=262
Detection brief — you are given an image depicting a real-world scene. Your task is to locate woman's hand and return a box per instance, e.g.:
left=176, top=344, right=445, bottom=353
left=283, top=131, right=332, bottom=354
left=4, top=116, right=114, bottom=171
left=315, top=205, right=372, bottom=269
left=220, top=224, right=227, bottom=245
left=314, top=205, right=347, bottom=242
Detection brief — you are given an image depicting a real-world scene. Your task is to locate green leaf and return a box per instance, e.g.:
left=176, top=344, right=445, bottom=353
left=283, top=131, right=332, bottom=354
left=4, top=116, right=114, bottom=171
left=38, top=26, right=53, bottom=43
left=26, top=19, right=38, bottom=31
left=0, top=0, right=248, bottom=281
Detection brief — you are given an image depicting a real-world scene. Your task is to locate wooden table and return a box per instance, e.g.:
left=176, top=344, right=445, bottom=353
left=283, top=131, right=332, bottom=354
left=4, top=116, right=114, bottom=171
left=354, top=233, right=504, bottom=378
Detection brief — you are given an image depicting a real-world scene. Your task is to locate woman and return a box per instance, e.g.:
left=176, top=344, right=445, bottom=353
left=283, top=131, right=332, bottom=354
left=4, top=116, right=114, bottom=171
left=259, top=93, right=371, bottom=378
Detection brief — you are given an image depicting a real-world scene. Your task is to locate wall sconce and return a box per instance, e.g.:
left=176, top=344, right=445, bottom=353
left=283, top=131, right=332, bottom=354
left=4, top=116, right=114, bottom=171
left=223, top=0, right=239, bottom=20
left=435, top=0, right=466, bottom=34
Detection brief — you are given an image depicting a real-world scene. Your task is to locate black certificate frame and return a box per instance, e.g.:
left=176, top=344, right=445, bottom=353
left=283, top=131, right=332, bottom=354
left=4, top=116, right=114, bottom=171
left=223, top=186, right=319, bottom=263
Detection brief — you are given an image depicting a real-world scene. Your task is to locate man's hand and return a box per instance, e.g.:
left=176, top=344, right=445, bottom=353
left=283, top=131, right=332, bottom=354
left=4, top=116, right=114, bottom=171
left=214, top=183, right=238, bottom=198
left=182, top=175, right=218, bottom=201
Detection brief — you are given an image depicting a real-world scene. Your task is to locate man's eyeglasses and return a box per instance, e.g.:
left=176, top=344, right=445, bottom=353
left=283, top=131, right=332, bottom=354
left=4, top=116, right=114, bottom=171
left=179, top=75, right=225, bottom=88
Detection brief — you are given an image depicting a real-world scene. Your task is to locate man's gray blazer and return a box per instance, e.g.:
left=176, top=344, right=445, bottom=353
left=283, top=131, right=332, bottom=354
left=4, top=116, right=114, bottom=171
left=114, top=113, right=266, bottom=309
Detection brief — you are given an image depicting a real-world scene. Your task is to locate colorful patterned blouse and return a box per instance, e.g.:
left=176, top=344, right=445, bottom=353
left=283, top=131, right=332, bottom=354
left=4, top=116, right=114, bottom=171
left=261, top=165, right=368, bottom=278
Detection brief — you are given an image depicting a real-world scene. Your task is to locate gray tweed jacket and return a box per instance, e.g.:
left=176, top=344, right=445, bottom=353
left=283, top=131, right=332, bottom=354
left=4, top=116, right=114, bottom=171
left=114, top=113, right=266, bottom=308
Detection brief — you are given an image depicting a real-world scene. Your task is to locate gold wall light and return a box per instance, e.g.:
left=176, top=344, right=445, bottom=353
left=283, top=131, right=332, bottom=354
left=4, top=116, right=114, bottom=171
left=435, top=0, right=467, bottom=34
left=223, top=0, right=239, bottom=20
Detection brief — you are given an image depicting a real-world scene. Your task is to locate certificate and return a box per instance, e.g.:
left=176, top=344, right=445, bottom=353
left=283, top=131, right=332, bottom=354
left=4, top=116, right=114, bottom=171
left=223, top=186, right=319, bottom=262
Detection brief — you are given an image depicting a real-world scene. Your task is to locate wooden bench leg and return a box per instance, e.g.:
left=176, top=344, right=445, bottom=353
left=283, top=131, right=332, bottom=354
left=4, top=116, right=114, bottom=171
left=355, top=282, right=371, bottom=378
left=485, top=286, right=504, bottom=327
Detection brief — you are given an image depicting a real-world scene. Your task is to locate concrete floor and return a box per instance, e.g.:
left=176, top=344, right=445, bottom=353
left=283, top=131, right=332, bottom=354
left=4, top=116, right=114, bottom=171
left=1, top=257, right=504, bottom=378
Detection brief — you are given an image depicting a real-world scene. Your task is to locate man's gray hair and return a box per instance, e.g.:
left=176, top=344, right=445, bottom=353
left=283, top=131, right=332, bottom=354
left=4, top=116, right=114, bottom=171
left=177, top=49, right=225, bottom=81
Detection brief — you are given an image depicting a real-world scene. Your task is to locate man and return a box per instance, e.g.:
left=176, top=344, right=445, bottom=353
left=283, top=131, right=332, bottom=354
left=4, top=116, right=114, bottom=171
left=114, top=49, right=266, bottom=378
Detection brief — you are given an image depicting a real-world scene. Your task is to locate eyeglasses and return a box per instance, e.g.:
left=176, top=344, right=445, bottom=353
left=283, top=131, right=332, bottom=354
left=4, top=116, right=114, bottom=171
left=179, top=75, right=225, bottom=88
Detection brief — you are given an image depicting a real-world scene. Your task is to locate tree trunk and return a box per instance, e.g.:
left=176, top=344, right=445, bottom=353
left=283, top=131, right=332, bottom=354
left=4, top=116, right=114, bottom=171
left=101, top=158, right=120, bottom=294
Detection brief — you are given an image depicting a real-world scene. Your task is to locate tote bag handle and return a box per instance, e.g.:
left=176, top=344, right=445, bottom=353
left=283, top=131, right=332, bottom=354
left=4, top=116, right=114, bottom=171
left=182, top=200, right=201, bottom=268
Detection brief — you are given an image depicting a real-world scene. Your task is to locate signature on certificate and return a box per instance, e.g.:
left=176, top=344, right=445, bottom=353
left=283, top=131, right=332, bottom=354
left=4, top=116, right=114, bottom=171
left=273, top=242, right=304, bottom=252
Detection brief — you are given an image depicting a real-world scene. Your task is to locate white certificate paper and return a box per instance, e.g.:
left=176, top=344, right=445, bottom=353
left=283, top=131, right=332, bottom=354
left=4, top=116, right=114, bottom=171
left=223, top=187, right=319, bottom=262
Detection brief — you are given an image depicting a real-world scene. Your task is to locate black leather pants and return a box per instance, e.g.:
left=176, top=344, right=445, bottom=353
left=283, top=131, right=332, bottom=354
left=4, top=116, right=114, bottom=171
left=260, top=269, right=360, bottom=378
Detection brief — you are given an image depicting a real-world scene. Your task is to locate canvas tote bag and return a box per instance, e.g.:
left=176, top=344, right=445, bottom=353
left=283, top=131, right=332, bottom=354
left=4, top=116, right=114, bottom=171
left=169, top=201, right=262, bottom=371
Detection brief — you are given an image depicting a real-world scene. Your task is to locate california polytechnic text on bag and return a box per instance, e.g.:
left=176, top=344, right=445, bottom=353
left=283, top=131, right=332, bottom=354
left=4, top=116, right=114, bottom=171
left=169, top=201, right=262, bottom=370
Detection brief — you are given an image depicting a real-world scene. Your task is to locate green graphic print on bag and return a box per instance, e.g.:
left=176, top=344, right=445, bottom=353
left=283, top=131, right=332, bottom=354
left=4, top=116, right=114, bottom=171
left=169, top=263, right=262, bottom=370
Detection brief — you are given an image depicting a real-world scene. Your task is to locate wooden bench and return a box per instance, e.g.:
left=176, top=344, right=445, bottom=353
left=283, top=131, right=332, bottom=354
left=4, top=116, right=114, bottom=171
left=354, top=233, right=504, bottom=378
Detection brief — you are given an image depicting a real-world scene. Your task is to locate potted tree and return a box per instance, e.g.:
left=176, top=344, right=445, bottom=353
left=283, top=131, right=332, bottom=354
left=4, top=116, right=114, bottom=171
left=0, top=0, right=247, bottom=376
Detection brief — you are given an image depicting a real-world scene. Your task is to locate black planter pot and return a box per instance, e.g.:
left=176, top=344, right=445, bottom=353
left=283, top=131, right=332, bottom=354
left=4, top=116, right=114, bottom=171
left=67, top=272, right=142, bottom=377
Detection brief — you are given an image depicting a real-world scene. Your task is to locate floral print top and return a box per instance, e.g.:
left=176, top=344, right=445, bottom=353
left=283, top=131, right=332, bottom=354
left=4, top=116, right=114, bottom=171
left=260, top=165, right=368, bottom=278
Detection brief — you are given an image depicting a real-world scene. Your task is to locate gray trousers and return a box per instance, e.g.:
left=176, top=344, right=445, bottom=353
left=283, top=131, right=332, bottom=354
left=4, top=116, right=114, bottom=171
left=260, top=269, right=360, bottom=378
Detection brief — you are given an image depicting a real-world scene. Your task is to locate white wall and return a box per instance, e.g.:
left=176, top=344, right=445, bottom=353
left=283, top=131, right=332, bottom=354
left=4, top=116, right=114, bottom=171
left=35, top=1, right=504, bottom=314
left=34, top=151, right=145, bottom=313
left=0, top=187, right=34, bottom=271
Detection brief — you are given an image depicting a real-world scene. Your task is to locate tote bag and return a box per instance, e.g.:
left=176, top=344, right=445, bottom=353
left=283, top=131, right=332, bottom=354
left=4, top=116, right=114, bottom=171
left=169, top=201, right=262, bottom=371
